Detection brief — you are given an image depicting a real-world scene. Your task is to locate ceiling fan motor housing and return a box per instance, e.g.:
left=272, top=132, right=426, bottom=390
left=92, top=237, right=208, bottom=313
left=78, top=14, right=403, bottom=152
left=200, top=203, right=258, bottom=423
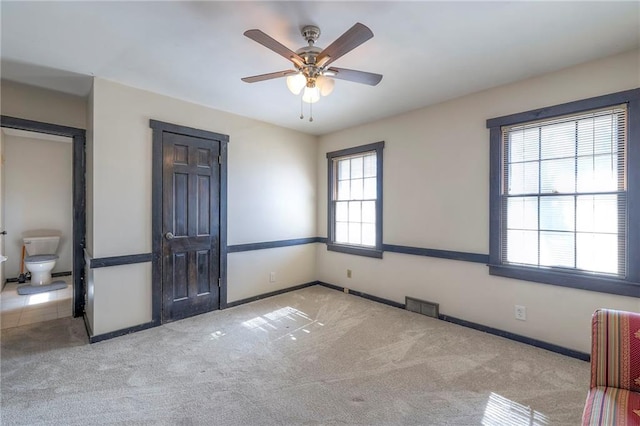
left=295, top=46, right=322, bottom=61
left=301, top=25, right=321, bottom=45
left=296, top=26, right=327, bottom=79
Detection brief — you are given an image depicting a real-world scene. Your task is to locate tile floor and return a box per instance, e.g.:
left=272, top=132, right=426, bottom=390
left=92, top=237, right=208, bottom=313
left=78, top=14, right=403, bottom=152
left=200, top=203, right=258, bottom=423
left=0, top=275, right=72, bottom=329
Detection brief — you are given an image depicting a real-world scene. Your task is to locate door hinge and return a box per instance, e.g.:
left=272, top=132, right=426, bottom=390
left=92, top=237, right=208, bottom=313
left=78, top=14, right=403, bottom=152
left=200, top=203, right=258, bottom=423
left=218, top=278, right=221, bottom=287
left=218, top=155, right=222, bottom=164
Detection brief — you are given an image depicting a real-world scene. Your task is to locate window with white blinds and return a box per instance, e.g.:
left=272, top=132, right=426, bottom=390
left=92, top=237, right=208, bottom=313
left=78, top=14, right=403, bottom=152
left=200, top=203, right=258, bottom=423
left=326, top=142, right=384, bottom=258
left=501, top=106, right=627, bottom=277
left=333, top=152, right=378, bottom=247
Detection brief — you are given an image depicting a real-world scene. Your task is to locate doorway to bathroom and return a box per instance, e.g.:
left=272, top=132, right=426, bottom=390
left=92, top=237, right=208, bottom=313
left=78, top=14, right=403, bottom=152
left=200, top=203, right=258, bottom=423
left=0, top=116, right=86, bottom=329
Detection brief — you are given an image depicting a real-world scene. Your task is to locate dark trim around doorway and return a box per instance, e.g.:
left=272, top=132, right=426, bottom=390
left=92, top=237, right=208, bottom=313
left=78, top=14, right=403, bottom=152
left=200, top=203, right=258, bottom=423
left=0, top=115, right=87, bottom=319
left=149, top=119, right=229, bottom=322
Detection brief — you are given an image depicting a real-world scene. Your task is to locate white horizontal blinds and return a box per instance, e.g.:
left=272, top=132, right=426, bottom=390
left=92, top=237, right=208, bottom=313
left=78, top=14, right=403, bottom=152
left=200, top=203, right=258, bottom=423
left=333, top=151, right=377, bottom=246
left=502, top=105, right=627, bottom=277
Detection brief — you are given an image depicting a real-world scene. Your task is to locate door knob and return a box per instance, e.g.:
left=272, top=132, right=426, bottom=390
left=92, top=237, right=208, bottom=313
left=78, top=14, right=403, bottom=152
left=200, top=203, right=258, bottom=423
left=165, top=232, right=174, bottom=240
left=0, top=231, right=6, bottom=235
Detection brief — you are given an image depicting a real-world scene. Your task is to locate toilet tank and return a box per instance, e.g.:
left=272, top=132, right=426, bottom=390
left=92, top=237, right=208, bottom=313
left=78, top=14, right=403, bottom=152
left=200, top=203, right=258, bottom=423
left=23, top=235, right=60, bottom=256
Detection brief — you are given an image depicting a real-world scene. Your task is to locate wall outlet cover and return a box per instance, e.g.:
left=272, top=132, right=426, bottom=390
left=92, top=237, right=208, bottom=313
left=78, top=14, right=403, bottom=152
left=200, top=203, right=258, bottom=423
left=515, top=305, right=526, bottom=321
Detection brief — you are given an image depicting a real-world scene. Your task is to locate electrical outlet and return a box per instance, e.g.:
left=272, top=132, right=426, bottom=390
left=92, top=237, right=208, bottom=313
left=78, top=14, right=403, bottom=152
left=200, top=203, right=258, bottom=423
left=347, top=269, right=352, bottom=278
left=515, top=305, right=526, bottom=321
left=269, top=272, right=276, bottom=283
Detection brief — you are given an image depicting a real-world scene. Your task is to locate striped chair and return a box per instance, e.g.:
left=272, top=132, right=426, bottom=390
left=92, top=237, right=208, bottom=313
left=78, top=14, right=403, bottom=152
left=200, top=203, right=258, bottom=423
left=582, top=309, right=640, bottom=425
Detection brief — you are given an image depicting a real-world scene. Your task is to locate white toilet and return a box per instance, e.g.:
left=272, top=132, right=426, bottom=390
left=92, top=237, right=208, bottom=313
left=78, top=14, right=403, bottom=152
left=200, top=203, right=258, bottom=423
left=23, top=233, right=60, bottom=285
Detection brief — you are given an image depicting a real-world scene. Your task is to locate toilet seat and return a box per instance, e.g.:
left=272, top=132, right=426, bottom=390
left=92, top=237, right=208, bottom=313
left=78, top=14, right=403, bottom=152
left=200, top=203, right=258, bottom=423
left=25, top=254, right=59, bottom=263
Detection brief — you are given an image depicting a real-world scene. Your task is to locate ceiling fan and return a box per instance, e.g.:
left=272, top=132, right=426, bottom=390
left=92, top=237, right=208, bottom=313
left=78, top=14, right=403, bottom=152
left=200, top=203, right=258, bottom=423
left=241, top=23, right=383, bottom=119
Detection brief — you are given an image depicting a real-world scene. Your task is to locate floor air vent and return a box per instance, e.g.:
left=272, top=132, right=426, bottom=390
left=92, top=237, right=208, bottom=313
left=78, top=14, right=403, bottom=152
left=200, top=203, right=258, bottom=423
left=405, top=297, right=439, bottom=318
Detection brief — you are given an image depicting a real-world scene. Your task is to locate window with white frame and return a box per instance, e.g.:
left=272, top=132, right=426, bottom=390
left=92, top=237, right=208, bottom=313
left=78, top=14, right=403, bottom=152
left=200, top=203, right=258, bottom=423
left=487, top=89, right=639, bottom=297
left=327, top=142, right=384, bottom=258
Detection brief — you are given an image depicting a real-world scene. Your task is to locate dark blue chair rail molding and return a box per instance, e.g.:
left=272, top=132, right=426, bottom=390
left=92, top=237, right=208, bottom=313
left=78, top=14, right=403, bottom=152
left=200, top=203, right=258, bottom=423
left=227, top=237, right=320, bottom=253
left=83, top=238, right=489, bottom=267
left=228, top=237, right=490, bottom=264
left=84, top=250, right=154, bottom=269
left=90, top=253, right=154, bottom=269
left=383, top=244, right=488, bottom=264
left=320, top=240, right=489, bottom=264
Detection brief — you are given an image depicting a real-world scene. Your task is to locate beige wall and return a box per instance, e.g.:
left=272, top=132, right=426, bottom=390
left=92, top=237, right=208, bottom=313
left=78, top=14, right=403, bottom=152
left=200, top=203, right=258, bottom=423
left=228, top=244, right=317, bottom=302
left=89, top=78, right=317, bottom=335
left=1, top=80, right=87, bottom=129
left=316, top=49, right=640, bottom=354
left=3, top=135, right=73, bottom=278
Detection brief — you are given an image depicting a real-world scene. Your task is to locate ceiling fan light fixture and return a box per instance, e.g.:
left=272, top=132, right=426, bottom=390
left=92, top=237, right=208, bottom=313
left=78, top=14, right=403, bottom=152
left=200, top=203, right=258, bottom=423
left=302, top=85, right=320, bottom=103
left=316, top=75, right=335, bottom=97
left=286, top=73, right=306, bottom=95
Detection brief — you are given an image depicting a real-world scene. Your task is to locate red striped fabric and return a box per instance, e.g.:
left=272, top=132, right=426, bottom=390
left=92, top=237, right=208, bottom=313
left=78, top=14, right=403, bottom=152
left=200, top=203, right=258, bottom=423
left=591, top=309, right=640, bottom=392
left=582, top=387, right=640, bottom=426
left=583, top=309, right=640, bottom=425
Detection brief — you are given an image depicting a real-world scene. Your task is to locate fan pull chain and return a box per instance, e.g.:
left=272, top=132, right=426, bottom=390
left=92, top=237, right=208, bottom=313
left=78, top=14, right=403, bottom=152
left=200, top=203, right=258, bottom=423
left=299, top=96, right=304, bottom=120
left=309, top=101, right=313, bottom=122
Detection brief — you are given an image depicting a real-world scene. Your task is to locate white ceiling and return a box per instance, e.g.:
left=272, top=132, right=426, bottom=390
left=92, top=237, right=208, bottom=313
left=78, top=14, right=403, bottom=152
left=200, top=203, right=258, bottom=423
left=1, top=1, right=638, bottom=136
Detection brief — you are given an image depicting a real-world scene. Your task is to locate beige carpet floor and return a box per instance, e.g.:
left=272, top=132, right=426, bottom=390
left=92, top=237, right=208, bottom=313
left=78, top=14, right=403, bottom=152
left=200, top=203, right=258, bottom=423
left=1, top=285, right=589, bottom=425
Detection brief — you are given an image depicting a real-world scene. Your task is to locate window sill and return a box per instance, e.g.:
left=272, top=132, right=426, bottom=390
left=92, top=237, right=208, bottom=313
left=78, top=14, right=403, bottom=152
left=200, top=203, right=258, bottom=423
left=489, top=264, right=639, bottom=298
left=327, top=243, right=383, bottom=259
